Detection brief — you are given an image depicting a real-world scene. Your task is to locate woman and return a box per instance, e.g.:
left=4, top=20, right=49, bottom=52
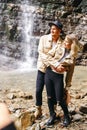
left=44, top=35, right=79, bottom=127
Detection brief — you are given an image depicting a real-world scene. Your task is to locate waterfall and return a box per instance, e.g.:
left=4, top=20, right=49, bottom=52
left=18, top=2, right=38, bottom=71
left=0, top=0, right=39, bottom=71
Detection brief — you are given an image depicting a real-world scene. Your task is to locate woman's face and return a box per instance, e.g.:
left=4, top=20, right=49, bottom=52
left=50, top=25, right=61, bottom=38
left=64, top=37, right=72, bottom=49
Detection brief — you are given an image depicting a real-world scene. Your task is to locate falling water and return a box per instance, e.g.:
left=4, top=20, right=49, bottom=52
left=18, top=2, right=37, bottom=71
left=0, top=1, right=39, bottom=71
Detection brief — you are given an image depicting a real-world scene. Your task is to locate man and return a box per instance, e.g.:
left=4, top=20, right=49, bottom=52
left=35, top=20, right=64, bottom=119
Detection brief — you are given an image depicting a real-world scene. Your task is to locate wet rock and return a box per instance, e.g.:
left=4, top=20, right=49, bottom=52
left=72, top=0, right=83, bottom=7
left=75, top=94, right=81, bottom=99
left=29, top=123, right=41, bottom=130
left=69, top=107, right=76, bottom=115
left=15, top=111, right=35, bottom=130
left=73, top=114, right=83, bottom=121
left=7, top=93, right=16, bottom=99
left=79, top=106, right=87, bottom=114
left=83, top=43, right=87, bottom=53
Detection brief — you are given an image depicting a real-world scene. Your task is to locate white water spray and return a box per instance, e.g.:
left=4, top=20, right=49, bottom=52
left=18, top=2, right=37, bottom=71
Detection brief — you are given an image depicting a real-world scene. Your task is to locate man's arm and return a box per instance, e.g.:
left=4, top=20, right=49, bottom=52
left=38, top=36, right=50, bottom=61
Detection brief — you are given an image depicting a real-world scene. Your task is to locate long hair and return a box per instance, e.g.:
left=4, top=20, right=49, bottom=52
left=65, top=34, right=79, bottom=58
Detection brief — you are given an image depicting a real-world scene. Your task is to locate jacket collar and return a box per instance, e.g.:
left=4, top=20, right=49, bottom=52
left=48, top=34, right=62, bottom=44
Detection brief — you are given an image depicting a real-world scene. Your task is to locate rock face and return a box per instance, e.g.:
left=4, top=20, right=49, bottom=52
left=0, top=0, right=87, bottom=69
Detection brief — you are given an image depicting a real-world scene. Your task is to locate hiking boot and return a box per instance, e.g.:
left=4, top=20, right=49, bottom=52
left=62, top=115, right=71, bottom=127
left=34, top=106, right=42, bottom=119
left=45, top=113, right=56, bottom=126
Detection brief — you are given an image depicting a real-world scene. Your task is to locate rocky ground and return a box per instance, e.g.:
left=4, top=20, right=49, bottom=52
left=0, top=66, right=87, bottom=130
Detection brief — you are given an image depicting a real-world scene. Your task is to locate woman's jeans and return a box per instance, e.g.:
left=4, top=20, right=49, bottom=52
left=45, top=68, right=64, bottom=102
left=36, top=70, right=57, bottom=106
left=45, top=68, right=69, bottom=116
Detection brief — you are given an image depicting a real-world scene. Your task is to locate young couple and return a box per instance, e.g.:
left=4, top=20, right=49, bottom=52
left=35, top=20, right=79, bottom=127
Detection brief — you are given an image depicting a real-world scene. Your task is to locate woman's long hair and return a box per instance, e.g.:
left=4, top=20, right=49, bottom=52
left=65, top=34, right=79, bottom=58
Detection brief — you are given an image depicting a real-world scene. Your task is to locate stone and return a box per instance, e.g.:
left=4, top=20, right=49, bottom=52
left=79, top=106, right=87, bottom=114
left=73, top=114, right=83, bottom=121
left=15, top=111, right=35, bottom=130
left=29, top=123, right=41, bottom=130
left=7, top=93, right=16, bottom=99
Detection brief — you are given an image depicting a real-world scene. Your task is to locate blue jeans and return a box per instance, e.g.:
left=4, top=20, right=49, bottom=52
left=35, top=70, right=57, bottom=106
left=45, top=67, right=69, bottom=116
left=45, top=68, right=64, bottom=102
left=36, top=70, right=45, bottom=106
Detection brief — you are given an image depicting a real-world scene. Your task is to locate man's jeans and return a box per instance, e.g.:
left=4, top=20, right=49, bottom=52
left=36, top=70, right=45, bottom=106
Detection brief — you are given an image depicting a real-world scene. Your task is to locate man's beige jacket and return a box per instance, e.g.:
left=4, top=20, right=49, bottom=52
left=37, top=34, right=63, bottom=73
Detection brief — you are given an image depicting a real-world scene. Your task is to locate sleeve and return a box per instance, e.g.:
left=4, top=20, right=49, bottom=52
left=40, top=44, right=59, bottom=67
left=38, top=36, right=48, bottom=65
left=70, top=43, right=79, bottom=58
left=38, top=36, right=44, bottom=54
left=61, top=56, right=75, bottom=66
left=38, top=36, right=56, bottom=67
left=49, top=51, right=75, bottom=68
left=56, top=43, right=79, bottom=67
left=38, top=36, right=51, bottom=59
left=2, top=122, right=16, bottom=130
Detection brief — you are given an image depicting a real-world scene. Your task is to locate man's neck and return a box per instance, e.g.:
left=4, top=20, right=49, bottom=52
left=52, top=35, right=59, bottom=43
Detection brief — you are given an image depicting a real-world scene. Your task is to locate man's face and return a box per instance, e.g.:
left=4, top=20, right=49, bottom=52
left=50, top=25, right=61, bottom=37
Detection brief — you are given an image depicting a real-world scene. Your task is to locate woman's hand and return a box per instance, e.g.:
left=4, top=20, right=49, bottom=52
left=56, top=64, right=66, bottom=72
left=51, top=64, right=66, bottom=73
